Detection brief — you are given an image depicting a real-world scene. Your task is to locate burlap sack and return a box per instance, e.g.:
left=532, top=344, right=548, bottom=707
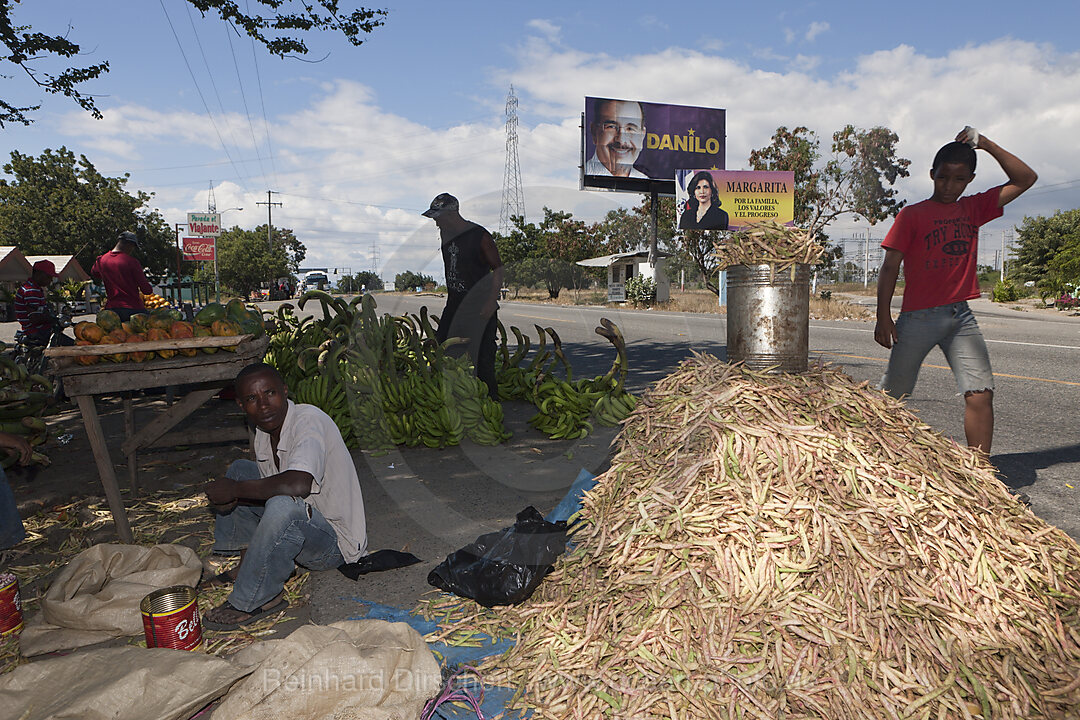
left=212, top=619, right=441, bottom=720
left=19, top=543, right=202, bottom=656
left=0, top=645, right=249, bottom=720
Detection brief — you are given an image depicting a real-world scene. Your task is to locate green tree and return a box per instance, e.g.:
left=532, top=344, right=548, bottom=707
left=1, top=0, right=388, bottom=126
left=749, top=125, right=910, bottom=235
left=1012, top=209, right=1080, bottom=284
left=748, top=124, right=910, bottom=285
left=496, top=208, right=602, bottom=299
left=338, top=270, right=380, bottom=293
left=0, top=146, right=174, bottom=273
left=395, top=270, right=434, bottom=291
left=213, top=225, right=306, bottom=298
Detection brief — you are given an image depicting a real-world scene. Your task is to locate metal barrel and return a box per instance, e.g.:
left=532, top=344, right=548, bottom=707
left=140, top=585, right=203, bottom=651
left=725, top=263, right=810, bottom=373
left=0, top=573, right=22, bottom=637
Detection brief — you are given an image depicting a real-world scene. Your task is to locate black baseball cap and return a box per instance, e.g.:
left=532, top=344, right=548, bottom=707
left=118, top=230, right=140, bottom=247
left=422, top=193, right=459, bottom=218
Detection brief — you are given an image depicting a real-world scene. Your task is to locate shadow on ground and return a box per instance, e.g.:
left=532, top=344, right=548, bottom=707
left=992, top=444, right=1080, bottom=490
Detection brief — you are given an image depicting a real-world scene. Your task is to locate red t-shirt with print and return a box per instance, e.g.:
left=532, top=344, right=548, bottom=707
left=882, top=186, right=1003, bottom=313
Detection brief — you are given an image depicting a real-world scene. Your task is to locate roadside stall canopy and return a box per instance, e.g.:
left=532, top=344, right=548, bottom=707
left=25, top=255, right=91, bottom=283
left=0, top=246, right=33, bottom=282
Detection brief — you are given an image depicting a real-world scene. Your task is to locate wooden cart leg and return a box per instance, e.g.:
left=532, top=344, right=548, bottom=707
left=123, top=392, right=138, bottom=493
left=76, top=395, right=135, bottom=544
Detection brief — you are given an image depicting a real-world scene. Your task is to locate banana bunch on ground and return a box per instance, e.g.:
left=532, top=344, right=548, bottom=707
left=496, top=318, right=638, bottom=440
left=262, top=291, right=512, bottom=453
left=0, top=355, right=54, bottom=467
left=290, top=373, right=356, bottom=449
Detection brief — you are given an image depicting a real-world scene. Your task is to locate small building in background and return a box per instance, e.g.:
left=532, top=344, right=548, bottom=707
left=24, top=255, right=91, bottom=284
left=576, top=250, right=671, bottom=302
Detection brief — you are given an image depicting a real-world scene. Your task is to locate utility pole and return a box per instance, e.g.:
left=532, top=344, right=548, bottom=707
left=256, top=190, right=282, bottom=299
left=1000, top=230, right=1006, bottom=282
left=863, top=231, right=870, bottom=289
left=173, top=223, right=186, bottom=306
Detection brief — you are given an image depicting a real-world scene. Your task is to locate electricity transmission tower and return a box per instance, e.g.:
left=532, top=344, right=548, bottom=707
left=499, top=85, right=525, bottom=235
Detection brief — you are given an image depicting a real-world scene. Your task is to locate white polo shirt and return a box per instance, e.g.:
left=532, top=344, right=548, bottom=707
left=252, top=400, right=368, bottom=562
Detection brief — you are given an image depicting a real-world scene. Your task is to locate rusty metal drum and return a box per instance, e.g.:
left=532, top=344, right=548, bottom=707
left=140, top=585, right=202, bottom=651
left=725, top=263, right=810, bottom=373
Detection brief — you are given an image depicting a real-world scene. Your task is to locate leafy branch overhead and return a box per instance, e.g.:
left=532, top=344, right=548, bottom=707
left=0, top=0, right=387, bottom=126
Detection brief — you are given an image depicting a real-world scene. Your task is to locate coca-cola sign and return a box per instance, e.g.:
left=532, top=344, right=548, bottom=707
left=182, top=237, right=215, bottom=261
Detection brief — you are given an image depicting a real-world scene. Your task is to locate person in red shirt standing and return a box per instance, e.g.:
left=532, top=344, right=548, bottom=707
left=91, top=230, right=153, bottom=322
left=874, top=128, right=1037, bottom=454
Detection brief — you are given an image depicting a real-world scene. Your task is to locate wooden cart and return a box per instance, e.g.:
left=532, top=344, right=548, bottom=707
left=46, top=335, right=269, bottom=542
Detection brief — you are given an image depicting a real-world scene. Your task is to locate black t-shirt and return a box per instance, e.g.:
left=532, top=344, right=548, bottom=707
left=442, top=224, right=496, bottom=303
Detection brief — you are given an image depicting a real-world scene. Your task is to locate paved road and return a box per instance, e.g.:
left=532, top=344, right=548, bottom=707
left=367, top=293, right=1080, bottom=542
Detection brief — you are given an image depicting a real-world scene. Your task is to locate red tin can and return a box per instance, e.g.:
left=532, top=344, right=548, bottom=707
left=0, top=573, right=22, bottom=637
left=140, top=585, right=202, bottom=651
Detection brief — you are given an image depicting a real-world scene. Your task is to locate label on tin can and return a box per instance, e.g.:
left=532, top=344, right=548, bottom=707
left=0, top=573, right=23, bottom=637
left=141, top=586, right=203, bottom=651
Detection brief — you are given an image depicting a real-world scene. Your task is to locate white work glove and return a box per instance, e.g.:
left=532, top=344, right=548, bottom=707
left=961, top=126, right=980, bottom=148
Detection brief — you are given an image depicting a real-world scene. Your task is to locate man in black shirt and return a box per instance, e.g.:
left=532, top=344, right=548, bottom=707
left=423, top=193, right=503, bottom=398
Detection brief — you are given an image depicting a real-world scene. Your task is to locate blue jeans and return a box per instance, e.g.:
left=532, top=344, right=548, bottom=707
left=0, top=466, right=25, bottom=550
left=881, top=301, right=994, bottom=398
left=212, top=460, right=344, bottom=612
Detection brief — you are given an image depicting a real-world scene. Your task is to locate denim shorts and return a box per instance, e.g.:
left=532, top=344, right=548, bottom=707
left=881, top=301, right=994, bottom=398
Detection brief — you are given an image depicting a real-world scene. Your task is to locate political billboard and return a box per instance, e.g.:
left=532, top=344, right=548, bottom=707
left=674, top=170, right=794, bottom=231
left=582, top=97, right=726, bottom=194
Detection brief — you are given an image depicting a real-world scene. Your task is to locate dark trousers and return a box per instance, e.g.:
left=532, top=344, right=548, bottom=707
left=437, top=301, right=498, bottom=399
left=112, top=307, right=142, bottom=322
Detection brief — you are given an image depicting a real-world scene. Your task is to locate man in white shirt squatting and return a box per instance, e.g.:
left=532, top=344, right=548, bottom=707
left=201, top=362, right=368, bottom=630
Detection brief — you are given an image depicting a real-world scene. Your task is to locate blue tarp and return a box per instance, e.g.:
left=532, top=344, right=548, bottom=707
left=346, top=468, right=598, bottom=719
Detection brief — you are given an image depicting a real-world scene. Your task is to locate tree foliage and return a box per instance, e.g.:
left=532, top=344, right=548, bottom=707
left=395, top=270, right=435, bottom=292
left=213, top=225, right=306, bottom=298
left=495, top=208, right=602, bottom=299
left=749, top=125, right=910, bottom=236
left=0, top=146, right=174, bottom=273
left=338, top=270, right=380, bottom=293
left=1012, top=209, right=1080, bottom=286
left=0, top=0, right=387, bottom=126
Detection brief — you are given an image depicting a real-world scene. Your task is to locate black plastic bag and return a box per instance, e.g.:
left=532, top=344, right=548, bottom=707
left=427, top=506, right=568, bottom=607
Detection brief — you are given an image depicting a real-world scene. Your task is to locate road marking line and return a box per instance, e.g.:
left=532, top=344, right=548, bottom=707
left=817, top=351, right=1080, bottom=387
left=508, top=312, right=563, bottom=321
left=810, top=324, right=1080, bottom=350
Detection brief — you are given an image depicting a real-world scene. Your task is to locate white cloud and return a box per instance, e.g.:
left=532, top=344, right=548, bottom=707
left=806, top=21, right=830, bottom=42
left=527, top=19, right=561, bottom=42
left=42, top=37, right=1080, bottom=279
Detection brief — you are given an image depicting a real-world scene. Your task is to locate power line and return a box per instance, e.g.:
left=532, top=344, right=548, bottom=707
left=224, top=14, right=269, bottom=183
left=246, top=0, right=279, bottom=187
left=158, top=0, right=249, bottom=190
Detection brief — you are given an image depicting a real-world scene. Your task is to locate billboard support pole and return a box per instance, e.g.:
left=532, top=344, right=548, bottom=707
left=648, top=190, right=659, bottom=268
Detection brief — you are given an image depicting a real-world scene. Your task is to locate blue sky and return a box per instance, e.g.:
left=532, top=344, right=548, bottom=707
left=3, top=0, right=1079, bottom=281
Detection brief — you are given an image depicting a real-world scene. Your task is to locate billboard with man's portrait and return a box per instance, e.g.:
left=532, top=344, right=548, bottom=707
left=582, top=97, right=726, bottom=194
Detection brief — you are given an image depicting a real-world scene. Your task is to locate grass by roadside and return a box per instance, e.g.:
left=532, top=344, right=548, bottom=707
left=497, top=287, right=875, bottom=321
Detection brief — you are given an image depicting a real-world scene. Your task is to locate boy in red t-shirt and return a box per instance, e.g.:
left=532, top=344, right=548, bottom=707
left=875, top=128, right=1037, bottom=454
